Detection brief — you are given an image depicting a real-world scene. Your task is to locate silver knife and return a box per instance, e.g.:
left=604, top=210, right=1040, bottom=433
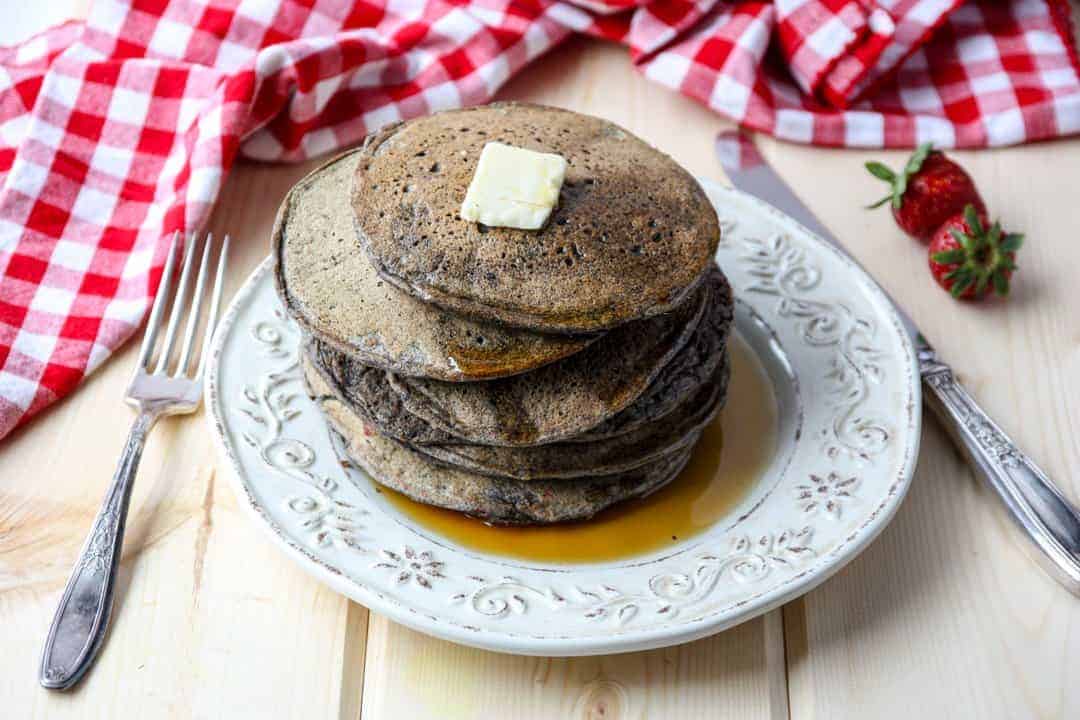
left=716, top=130, right=1080, bottom=596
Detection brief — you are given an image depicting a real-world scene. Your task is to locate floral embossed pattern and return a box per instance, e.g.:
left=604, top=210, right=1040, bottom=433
left=796, top=473, right=860, bottom=519
left=231, top=305, right=818, bottom=625
left=208, top=181, right=920, bottom=654
left=740, top=233, right=890, bottom=462
left=452, top=529, right=815, bottom=626
left=375, top=547, right=446, bottom=589
left=234, top=309, right=369, bottom=552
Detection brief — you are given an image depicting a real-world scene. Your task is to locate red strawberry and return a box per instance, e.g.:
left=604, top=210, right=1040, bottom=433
left=928, top=204, right=1022, bottom=300
left=866, top=143, right=986, bottom=241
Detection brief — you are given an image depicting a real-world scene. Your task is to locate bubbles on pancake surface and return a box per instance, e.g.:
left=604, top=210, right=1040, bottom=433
left=275, top=150, right=593, bottom=382
left=354, top=102, right=720, bottom=334
left=284, top=104, right=733, bottom=524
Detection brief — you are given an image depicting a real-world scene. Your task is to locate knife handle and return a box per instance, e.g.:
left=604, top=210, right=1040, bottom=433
left=921, top=361, right=1080, bottom=594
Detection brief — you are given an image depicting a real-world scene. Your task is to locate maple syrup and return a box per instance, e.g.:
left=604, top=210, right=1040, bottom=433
left=382, top=334, right=777, bottom=563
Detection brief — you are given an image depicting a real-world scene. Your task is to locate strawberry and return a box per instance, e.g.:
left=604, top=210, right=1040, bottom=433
left=866, top=143, right=986, bottom=241
left=928, top=204, right=1022, bottom=300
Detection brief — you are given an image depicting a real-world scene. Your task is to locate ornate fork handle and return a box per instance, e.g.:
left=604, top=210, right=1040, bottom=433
left=921, top=361, right=1080, bottom=593
left=39, top=411, right=158, bottom=690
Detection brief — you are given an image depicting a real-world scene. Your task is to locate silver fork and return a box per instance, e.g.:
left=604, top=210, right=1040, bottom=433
left=39, top=231, right=229, bottom=691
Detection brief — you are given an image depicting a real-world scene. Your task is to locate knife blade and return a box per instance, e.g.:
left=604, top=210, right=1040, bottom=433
left=716, top=130, right=1080, bottom=596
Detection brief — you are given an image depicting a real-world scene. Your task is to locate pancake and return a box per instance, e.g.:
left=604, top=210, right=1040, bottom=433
left=307, top=266, right=732, bottom=450
left=412, top=359, right=728, bottom=480
left=274, top=150, right=592, bottom=382
left=305, top=332, right=729, bottom=452
left=574, top=267, right=733, bottom=442
left=576, top=343, right=730, bottom=443
left=353, top=103, right=720, bottom=334
left=304, top=336, right=729, bottom=450
left=303, top=354, right=694, bottom=525
left=316, top=277, right=709, bottom=447
left=304, top=340, right=458, bottom=446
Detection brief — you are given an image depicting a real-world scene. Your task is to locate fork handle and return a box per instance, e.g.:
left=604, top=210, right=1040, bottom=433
left=39, top=411, right=158, bottom=690
left=921, top=361, right=1080, bottom=595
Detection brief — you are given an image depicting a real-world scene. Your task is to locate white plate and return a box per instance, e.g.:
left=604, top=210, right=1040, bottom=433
left=206, top=180, right=921, bottom=656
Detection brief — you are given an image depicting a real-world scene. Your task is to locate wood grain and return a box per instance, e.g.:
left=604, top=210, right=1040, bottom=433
left=773, top=135, right=1080, bottom=720
left=2, top=5, right=1080, bottom=720
left=0, top=157, right=369, bottom=719
left=360, top=611, right=779, bottom=720
left=353, top=40, right=782, bottom=720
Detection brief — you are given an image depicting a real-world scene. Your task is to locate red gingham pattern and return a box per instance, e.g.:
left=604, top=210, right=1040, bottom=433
left=0, top=0, right=1078, bottom=439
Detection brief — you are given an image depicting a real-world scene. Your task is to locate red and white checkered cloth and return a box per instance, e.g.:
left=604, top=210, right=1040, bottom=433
left=0, top=0, right=1078, bottom=440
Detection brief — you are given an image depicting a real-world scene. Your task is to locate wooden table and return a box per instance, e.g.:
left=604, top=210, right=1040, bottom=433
left=4, top=5, right=1080, bottom=718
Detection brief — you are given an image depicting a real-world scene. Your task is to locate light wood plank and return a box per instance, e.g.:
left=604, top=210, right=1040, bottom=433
left=763, top=609, right=790, bottom=720
left=771, top=128, right=1080, bottom=720
left=355, top=39, right=779, bottom=720
left=0, top=161, right=371, bottom=719
left=360, top=611, right=776, bottom=720
left=787, top=422, right=1080, bottom=719
left=1, top=4, right=1078, bottom=718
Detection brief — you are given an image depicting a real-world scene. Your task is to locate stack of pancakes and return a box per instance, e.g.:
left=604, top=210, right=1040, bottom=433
left=274, top=104, right=734, bottom=525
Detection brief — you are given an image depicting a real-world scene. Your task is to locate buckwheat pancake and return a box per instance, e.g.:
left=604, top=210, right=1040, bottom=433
left=275, top=150, right=592, bottom=382
left=413, top=361, right=727, bottom=481
left=303, top=341, right=457, bottom=445
left=316, top=276, right=709, bottom=447
left=353, top=103, right=720, bottom=334
left=305, top=339, right=729, bottom=452
left=308, top=266, right=732, bottom=449
left=575, top=268, right=733, bottom=442
left=303, top=354, right=694, bottom=524
left=576, top=344, right=730, bottom=443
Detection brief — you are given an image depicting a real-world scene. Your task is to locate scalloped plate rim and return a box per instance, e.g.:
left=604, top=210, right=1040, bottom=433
left=205, top=179, right=921, bottom=656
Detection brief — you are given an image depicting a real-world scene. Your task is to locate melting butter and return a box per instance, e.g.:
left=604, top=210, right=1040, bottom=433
left=460, top=142, right=567, bottom=230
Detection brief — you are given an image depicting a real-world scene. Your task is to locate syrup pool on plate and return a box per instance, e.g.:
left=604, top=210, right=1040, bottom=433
left=381, top=334, right=778, bottom=563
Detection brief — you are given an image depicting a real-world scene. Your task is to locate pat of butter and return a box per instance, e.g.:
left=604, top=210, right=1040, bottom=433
left=460, top=142, right=567, bottom=230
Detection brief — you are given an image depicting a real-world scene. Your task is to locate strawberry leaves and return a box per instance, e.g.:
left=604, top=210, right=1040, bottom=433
left=865, top=143, right=1019, bottom=301
left=929, top=203, right=1023, bottom=299
left=865, top=142, right=933, bottom=210
left=930, top=248, right=966, bottom=264
left=1000, top=233, right=1024, bottom=253
left=904, top=143, right=933, bottom=177
left=963, top=203, right=983, bottom=236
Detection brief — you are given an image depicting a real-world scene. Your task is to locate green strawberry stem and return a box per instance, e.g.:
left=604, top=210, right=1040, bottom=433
left=865, top=142, right=933, bottom=209
left=932, top=203, right=1023, bottom=298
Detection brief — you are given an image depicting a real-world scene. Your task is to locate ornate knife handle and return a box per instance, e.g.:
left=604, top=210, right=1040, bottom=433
left=39, top=411, right=157, bottom=690
left=921, top=361, right=1080, bottom=594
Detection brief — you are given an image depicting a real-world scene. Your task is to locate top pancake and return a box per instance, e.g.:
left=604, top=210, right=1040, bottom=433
left=353, top=103, right=720, bottom=334
left=274, top=151, right=591, bottom=381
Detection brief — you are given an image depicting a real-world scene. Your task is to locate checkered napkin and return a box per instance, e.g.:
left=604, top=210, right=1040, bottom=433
left=0, top=0, right=1078, bottom=440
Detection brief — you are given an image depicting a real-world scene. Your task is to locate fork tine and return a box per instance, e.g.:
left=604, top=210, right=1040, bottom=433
left=174, top=233, right=214, bottom=377
left=154, top=232, right=200, bottom=374
left=137, top=232, right=180, bottom=369
left=197, top=233, right=229, bottom=379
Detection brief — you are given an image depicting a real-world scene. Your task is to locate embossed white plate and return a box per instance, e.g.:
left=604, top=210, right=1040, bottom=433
left=206, top=181, right=921, bottom=656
